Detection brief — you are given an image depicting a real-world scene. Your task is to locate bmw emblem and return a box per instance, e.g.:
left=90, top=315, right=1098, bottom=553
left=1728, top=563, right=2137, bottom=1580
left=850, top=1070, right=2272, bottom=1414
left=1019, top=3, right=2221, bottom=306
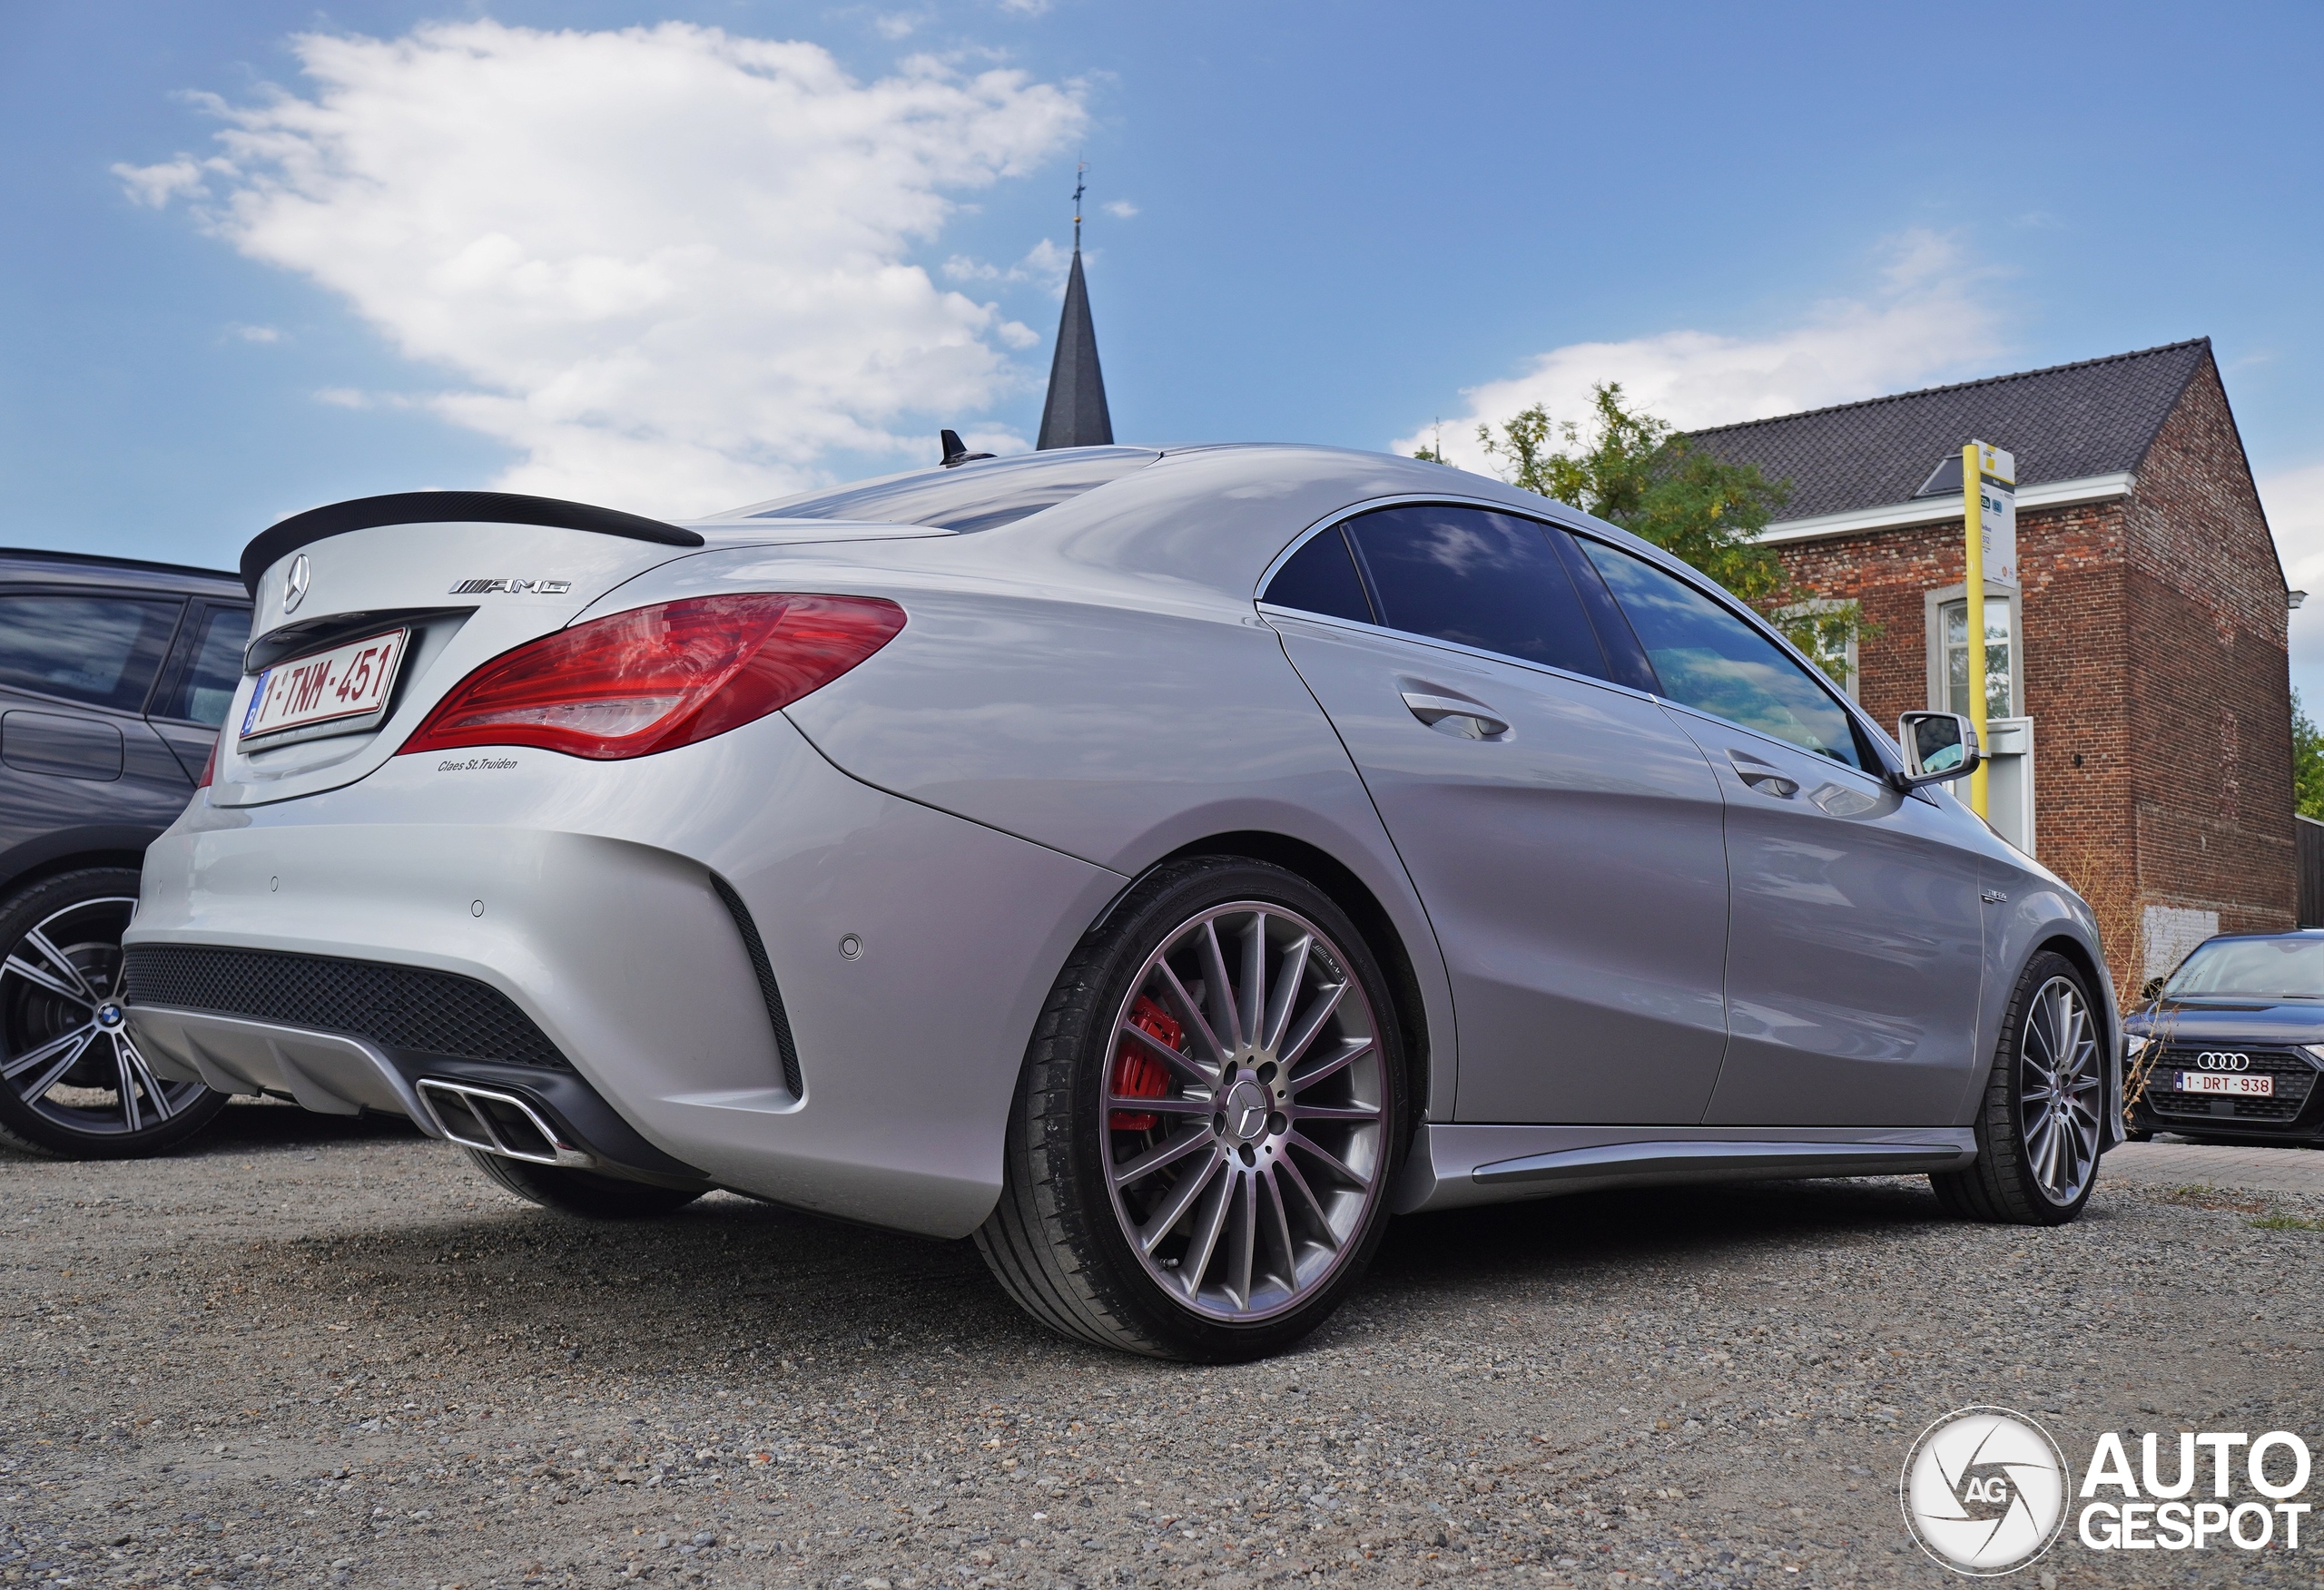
left=283, top=553, right=310, bottom=614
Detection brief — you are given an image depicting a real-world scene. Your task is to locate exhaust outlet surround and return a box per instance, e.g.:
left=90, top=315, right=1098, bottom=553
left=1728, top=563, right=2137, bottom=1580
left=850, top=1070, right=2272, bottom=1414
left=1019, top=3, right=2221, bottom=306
left=418, top=1078, right=594, bottom=1168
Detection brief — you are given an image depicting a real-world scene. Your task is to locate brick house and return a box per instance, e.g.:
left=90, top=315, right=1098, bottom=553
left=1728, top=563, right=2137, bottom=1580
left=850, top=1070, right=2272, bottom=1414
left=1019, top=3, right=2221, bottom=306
left=1692, top=339, right=2296, bottom=998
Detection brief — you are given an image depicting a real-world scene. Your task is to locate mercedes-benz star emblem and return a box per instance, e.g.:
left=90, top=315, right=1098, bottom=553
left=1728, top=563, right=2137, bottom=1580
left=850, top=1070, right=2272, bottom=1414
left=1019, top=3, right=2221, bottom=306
left=283, top=553, right=311, bottom=614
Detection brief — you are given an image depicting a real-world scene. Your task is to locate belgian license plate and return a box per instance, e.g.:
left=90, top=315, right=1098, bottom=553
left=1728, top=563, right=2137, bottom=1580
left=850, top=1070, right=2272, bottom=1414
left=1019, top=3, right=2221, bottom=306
left=238, top=630, right=409, bottom=744
left=2176, top=1071, right=2273, bottom=1097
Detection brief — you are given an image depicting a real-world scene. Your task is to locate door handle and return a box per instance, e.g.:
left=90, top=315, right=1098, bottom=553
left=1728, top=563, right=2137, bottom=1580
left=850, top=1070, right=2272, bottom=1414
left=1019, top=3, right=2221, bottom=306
left=1728, top=756, right=1798, bottom=798
left=1400, top=691, right=1510, bottom=740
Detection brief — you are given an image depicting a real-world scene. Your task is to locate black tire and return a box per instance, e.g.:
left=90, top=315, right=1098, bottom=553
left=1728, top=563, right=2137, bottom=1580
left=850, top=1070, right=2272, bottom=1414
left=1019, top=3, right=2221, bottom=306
left=1930, top=949, right=2103, bottom=1226
left=461, top=1147, right=707, bottom=1218
left=975, top=857, right=1411, bottom=1361
left=0, top=867, right=228, bottom=1159
left=2123, top=1126, right=2155, bottom=1143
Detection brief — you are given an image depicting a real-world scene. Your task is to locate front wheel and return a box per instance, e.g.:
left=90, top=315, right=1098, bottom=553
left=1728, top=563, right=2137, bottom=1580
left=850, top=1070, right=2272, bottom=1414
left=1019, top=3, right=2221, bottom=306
left=976, top=858, right=1410, bottom=1360
left=1930, top=950, right=2104, bottom=1225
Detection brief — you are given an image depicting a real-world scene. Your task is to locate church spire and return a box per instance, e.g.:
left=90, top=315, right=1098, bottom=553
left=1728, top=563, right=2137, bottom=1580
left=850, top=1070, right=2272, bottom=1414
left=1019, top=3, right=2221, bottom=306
left=1036, top=162, right=1113, bottom=450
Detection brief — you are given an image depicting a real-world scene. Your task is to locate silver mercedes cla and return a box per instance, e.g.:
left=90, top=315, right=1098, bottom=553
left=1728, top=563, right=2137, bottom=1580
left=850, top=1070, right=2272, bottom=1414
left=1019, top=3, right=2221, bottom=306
left=123, top=445, right=2119, bottom=1359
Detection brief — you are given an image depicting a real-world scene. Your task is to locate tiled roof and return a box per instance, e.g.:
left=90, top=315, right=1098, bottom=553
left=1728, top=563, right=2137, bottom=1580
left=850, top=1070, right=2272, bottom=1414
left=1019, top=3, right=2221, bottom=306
left=1688, top=339, right=2211, bottom=523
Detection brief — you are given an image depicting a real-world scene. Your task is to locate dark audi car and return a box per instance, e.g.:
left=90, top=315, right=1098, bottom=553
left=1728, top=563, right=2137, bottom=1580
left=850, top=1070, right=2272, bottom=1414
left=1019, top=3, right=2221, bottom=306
left=0, top=548, right=249, bottom=1157
left=2125, top=931, right=2324, bottom=1144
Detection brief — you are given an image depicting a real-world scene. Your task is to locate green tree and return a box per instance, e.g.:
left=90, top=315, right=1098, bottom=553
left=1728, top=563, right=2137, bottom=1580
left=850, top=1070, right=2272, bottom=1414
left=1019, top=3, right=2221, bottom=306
left=2295, top=690, right=2324, bottom=820
left=1472, top=383, right=1863, bottom=685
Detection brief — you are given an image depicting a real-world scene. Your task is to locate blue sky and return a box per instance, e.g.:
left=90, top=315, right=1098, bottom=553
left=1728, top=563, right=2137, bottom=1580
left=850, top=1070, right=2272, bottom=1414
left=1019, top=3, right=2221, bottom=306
left=5, top=1, right=2322, bottom=687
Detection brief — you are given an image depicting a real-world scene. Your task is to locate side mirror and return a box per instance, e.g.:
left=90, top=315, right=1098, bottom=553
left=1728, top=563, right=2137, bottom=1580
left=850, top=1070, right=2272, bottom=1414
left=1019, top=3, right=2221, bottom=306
left=2139, top=976, right=2166, bottom=1002
left=1893, top=711, right=1984, bottom=790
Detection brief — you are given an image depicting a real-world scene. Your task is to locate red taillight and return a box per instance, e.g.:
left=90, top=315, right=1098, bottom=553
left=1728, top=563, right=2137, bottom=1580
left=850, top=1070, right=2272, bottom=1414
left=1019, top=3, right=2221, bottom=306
left=198, top=737, right=218, bottom=789
left=401, top=593, right=905, bottom=761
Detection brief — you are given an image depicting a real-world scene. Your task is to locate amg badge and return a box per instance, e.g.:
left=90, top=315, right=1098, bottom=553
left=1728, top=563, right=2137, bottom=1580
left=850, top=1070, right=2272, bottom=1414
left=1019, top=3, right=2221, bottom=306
left=448, top=577, right=574, bottom=595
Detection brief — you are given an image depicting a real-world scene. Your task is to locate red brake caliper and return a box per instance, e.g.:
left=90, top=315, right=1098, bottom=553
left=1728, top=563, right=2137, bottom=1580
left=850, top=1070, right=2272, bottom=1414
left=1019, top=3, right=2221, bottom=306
left=1111, top=995, right=1182, bottom=1131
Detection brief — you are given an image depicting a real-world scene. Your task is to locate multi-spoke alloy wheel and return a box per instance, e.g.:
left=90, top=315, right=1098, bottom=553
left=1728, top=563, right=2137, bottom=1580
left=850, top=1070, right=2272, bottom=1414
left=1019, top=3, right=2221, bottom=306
left=1929, top=949, right=2103, bottom=1226
left=979, top=859, right=1408, bottom=1359
left=2016, top=975, right=2102, bottom=1205
left=1103, top=902, right=1387, bottom=1322
left=0, top=869, right=225, bottom=1159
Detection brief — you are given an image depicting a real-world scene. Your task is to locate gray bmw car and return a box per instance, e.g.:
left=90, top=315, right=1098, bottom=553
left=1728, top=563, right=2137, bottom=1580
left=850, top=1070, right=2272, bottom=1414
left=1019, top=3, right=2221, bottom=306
left=123, top=446, right=2119, bottom=1359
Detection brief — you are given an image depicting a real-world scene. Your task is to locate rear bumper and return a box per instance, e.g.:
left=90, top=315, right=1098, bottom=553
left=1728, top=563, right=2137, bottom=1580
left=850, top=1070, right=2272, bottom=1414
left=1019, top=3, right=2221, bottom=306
left=125, top=710, right=1124, bottom=1237
left=129, top=1003, right=706, bottom=1185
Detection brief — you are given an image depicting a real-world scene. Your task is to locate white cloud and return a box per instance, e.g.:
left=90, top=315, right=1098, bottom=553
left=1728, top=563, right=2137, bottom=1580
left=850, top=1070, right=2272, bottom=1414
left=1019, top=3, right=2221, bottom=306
left=1102, top=199, right=1137, bottom=219
left=872, top=12, right=930, bottom=40
left=119, top=21, right=1085, bottom=515
left=111, top=156, right=224, bottom=208
left=941, top=235, right=1075, bottom=294
left=1393, top=231, right=2009, bottom=470
left=998, top=0, right=1053, bottom=15
left=313, top=387, right=369, bottom=407
left=226, top=322, right=281, bottom=343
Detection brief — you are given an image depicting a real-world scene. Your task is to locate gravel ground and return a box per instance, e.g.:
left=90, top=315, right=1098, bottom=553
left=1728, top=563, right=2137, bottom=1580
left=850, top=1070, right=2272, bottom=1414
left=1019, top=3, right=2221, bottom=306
left=4, top=1100, right=2319, bottom=1589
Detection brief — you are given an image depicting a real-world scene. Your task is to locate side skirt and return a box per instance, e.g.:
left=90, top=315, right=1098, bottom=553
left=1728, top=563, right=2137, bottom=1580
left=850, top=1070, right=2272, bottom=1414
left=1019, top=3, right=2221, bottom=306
left=1393, top=1124, right=1977, bottom=1213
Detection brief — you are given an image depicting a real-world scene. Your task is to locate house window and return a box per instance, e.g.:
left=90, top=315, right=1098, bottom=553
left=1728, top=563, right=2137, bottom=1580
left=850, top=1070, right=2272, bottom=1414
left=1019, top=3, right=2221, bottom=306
left=1778, top=598, right=1858, bottom=698
left=1939, top=597, right=2014, bottom=720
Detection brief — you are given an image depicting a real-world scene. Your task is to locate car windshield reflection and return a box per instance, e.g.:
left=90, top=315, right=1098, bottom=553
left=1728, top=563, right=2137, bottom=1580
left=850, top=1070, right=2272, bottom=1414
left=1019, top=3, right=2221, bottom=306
left=2162, top=936, right=2324, bottom=1000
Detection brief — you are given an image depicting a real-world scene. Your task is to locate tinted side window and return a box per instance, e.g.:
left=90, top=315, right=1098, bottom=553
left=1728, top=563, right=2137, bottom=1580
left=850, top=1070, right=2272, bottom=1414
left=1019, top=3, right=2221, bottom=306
left=1262, top=526, right=1374, bottom=623
left=155, top=605, right=253, bottom=727
left=0, top=594, right=182, bottom=712
left=1344, top=505, right=1608, bottom=679
left=1580, top=541, right=1864, bottom=769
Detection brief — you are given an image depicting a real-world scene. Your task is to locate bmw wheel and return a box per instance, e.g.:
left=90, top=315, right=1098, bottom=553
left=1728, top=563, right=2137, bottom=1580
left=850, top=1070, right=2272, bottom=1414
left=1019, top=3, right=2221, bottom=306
left=977, top=858, right=1409, bottom=1359
left=0, top=868, right=227, bottom=1159
left=1930, top=950, right=2103, bottom=1225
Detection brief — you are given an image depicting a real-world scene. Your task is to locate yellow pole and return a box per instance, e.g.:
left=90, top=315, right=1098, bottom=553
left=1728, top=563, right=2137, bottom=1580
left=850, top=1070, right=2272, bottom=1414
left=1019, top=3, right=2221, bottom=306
left=1962, top=442, right=1989, bottom=817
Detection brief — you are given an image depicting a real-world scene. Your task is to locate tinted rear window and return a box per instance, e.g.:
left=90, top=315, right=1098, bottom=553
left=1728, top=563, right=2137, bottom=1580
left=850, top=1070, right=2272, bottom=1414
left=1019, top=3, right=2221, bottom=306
left=156, top=605, right=253, bottom=727
left=1263, top=526, right=1374, bottom=624
left=1344, top=505, right=1608, bottom=679
left=0, top=594, right=182, bottom=712
left=749, top=448, right=1159, bottom=534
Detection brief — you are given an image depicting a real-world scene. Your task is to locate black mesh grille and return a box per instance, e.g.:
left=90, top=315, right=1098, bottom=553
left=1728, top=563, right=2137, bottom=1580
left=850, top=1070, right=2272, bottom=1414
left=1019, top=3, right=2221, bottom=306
left=123, top=946, right=569, bottom=1071
left=2142, top=1045, right=2317, bottom=1123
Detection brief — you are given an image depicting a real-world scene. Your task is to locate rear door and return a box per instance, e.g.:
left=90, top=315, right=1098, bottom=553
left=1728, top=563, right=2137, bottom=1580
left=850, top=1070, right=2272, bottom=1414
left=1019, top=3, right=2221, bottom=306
left=1265, top=505, right=1730, bottom=1124
left=0, top=588, right=194, bottom=854
left=1575, top=536, right=1988, bottom=1125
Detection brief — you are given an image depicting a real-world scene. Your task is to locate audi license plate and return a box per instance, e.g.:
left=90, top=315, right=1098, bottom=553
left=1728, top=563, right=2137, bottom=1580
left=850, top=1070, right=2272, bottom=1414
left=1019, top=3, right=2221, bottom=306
left=239, top=629, right=409, bottom=745
left=2175, top=1071, right=2273, bottom=1097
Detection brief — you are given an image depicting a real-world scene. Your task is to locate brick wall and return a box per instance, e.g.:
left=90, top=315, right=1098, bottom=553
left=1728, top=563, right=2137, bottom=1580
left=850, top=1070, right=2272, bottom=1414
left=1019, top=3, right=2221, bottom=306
left=1769, top=353, right=2292, bottom=1000
left=2120, top=358, right=2296, bottom=961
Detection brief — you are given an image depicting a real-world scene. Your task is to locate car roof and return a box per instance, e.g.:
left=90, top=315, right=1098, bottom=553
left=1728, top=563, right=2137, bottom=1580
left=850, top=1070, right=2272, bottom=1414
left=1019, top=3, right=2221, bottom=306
left=0, top=545, right=245, bottom=598
left=695, top=443, right=1662, bottom=599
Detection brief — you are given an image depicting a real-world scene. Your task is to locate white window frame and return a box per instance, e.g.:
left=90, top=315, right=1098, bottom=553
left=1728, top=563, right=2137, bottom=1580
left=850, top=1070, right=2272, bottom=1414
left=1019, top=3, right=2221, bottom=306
left=1925, top=581, right=2022, bottom=718
left=1777, top=596, right=1859, bottom=699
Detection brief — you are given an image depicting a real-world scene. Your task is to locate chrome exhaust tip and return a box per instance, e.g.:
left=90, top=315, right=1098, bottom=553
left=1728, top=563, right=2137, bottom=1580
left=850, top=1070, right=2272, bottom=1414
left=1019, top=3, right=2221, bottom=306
left=417, top=1078, right=594, bottom=1169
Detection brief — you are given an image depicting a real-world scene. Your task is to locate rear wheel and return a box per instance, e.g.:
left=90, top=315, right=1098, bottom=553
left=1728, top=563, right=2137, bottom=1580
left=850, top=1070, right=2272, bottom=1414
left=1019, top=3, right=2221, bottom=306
left=1930, top=950, right=2103, bottom=1225
left=461, top=1147, right=707, bottom=1218
left=977, top=858, right=1409, bottom=1360
left=0, top=868, right=226, bottom=1159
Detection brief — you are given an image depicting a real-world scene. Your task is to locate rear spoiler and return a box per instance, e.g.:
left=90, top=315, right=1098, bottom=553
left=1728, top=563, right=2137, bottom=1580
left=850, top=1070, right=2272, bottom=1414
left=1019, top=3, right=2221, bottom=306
left=239, top=491, right=704, bottom=595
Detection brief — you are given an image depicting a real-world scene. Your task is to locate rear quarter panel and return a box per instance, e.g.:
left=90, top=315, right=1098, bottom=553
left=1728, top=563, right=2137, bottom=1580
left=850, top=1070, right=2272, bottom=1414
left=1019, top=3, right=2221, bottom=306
left=583, top=544, right=1465, bottom=1120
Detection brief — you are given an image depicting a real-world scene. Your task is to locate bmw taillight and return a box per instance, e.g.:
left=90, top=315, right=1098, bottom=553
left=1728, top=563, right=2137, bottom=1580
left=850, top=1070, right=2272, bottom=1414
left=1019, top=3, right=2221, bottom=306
left=198, top=737, right=218, bottom=788
left=400, top=593, right=905, bottom=761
